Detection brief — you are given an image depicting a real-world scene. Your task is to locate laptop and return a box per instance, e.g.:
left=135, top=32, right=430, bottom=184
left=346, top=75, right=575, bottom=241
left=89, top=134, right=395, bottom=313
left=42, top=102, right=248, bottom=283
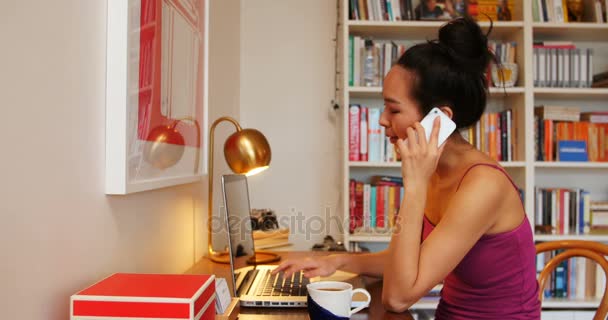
left=221, top=174, right=311, bottom=307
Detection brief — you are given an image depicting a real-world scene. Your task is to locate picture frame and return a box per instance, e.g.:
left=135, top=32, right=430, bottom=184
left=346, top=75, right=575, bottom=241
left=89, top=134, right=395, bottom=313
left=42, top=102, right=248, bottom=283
left=106, top=0, right=209, bottom=194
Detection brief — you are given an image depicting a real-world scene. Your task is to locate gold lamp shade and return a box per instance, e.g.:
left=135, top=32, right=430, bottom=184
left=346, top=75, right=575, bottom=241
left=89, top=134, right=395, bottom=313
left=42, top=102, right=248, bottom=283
left=224, top=128, right=271, bottom=176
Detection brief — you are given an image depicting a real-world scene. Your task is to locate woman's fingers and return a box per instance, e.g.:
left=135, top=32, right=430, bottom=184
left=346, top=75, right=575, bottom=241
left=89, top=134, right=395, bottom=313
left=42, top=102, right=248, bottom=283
left=406, top=127, right=419, bottom=153
left=272, top=258, right=319, bottom=277
left=428, top=117, right=441, bottom=149
left=413, top=122, right=427, bottom=149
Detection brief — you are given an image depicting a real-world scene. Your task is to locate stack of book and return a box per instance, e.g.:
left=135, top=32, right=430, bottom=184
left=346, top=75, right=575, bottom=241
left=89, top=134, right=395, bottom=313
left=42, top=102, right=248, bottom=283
left=349, top=175, right=404, bottom=234
left=536, top=250, right=606, bottom=300
left=348, top=37, right=406, bottom=88
left=590, top=201, right=608, bottom=233
left=534, top=187, right=591, bottom=235
left=532, top=0, right=608, bottom=23
left=349, top=105, right=399, bottom=163
left=533, top=42, right=594, bottom=88
left=534, top=105, right=608, bottom=162
left=462, top=109, right=517, bottom=162
left=348, top=0, right=513, bottom=21
left=253, top=228, right=290, bottom=249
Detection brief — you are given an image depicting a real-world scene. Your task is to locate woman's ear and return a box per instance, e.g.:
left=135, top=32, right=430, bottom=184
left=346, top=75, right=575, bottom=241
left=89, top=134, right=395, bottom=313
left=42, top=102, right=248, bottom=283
left=439, top=106, right=454, bottom=119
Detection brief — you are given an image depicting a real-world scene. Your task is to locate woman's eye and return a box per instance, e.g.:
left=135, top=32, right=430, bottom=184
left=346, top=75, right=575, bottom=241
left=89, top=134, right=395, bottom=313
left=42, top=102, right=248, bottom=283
left=390, top=110, right=399, bottom=114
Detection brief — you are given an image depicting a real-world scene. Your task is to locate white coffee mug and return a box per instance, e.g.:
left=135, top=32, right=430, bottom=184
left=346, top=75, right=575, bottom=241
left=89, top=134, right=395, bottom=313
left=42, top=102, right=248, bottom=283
left=307, top=281, right=371, bottom=318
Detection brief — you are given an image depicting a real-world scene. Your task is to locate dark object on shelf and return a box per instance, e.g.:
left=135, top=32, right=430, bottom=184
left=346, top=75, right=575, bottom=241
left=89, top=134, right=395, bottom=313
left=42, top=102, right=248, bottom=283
left=250, top=209, right=279, bottom=231
left=312, top=236, right=346, bottom=252
left=592, top=71, right=608, bottom=88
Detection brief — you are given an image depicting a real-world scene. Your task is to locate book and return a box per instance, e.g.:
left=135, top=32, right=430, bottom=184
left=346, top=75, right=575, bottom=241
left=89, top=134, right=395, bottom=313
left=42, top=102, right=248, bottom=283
left=557, top=140, right=588, bottom=162
left=370, top=175, right=403, bottom=185
left=349, top=105, right=361, bottom=161
left=581, top=112, right=608, bottom=123
left=253, top=228, right=290, bottom=249
left=71, top=273, right=216, bottom=320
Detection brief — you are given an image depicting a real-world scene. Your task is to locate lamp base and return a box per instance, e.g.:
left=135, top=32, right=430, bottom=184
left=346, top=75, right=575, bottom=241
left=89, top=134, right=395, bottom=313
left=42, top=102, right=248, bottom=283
left=247, top=251, right=281, bottom=265
left=209, top=251, right=281, bottom=265
left=209, top=251, right=231, bottom=264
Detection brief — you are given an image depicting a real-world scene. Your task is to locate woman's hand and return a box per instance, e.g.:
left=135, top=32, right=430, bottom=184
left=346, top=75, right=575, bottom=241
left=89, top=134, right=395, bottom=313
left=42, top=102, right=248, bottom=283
left=271, top=255, right=339, bottom=278
left=396, top=117, right=445, bottom=188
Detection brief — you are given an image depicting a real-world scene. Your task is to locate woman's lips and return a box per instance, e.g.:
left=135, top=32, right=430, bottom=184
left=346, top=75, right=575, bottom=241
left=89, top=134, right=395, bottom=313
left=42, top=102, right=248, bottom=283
left=389, top=136, right=398, bottom=144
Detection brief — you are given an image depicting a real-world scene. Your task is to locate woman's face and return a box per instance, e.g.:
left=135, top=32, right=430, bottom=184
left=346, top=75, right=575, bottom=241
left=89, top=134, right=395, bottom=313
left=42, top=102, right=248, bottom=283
left=379, top=66, right=424, bottom=145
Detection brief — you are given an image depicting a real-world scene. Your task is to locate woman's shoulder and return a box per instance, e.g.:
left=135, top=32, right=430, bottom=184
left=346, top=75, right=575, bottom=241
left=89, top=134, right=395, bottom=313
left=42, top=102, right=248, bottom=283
left=455, top=160, right=514, bottom=193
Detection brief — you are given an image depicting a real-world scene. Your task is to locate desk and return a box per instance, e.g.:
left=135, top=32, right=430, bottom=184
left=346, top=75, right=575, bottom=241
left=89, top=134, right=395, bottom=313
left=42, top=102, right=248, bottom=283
left=186, top=251, right=415, bottom=320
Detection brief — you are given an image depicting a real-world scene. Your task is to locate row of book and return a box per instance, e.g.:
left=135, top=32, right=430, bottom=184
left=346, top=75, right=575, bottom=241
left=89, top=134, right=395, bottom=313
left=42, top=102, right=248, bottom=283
left=348, top=37, right=406, bottom=87
left=491, top=41, right=517, bottom=65
left=349, top=105, right=399, bottom=162
left=533, top=44, right=594, bottom=88
left=349, top=176, right=404, bottom=233
left=349, top=105, right=519, bottom=163
left=534, top=106, right=608, bottom=162
left=536, top=252, right=606, bottom=299
left=533, top=0, right=608, bottom=23
left=348, top=36, right=520, bottom=88
left=461, top=109, right=518, bottom=162
left=348, top=0, right=514, bottom=21
left=533, top=188, right=597, bottom=235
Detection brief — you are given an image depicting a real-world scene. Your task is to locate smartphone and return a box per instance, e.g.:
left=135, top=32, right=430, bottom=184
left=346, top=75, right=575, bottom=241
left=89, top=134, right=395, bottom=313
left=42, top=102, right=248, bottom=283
left=419, top=107, right=457, bottom=147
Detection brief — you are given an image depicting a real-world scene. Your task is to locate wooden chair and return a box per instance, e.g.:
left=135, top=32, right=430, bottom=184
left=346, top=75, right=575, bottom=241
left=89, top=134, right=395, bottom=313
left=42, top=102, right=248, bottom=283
left=536, top=240, right=608, bottom=320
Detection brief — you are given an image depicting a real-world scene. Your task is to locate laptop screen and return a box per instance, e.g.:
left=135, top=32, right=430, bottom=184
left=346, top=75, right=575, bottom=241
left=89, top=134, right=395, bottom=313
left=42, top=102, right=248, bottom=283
left=221, top=174, right=256, bottom=294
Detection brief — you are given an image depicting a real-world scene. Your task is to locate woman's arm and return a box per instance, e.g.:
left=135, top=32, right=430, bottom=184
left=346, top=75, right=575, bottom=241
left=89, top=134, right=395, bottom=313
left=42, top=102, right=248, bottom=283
left=332, top=250, right=389, bottom=277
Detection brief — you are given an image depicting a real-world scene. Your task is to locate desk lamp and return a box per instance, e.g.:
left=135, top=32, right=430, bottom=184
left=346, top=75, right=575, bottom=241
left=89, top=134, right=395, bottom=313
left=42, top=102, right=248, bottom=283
left=208, top=116, right=277, bottom=264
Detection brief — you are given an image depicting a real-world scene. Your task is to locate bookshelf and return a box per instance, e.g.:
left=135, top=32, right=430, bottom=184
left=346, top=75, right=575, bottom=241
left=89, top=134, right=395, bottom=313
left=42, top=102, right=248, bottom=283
left=340, top=0, right=608, bottom=314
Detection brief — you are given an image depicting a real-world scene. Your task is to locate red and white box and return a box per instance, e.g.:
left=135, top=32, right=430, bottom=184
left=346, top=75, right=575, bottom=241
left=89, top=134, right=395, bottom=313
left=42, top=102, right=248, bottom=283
left=70, top=273, right=215, bottom=320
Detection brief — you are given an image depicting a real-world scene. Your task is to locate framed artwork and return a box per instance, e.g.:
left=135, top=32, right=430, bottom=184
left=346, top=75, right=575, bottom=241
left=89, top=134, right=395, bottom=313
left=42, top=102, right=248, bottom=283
left=106, top=0, right=208, bottom=194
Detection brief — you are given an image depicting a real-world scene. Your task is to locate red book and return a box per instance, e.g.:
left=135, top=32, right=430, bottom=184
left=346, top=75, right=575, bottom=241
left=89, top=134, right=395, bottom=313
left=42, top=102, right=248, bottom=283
left=355, top=181, right=364, bottom=229
left=349, top=105, right=361, bottom=161
left=349, top=179, right=356, bottom=233
left=376, top=185, right=385, bottom=228
left=71, top=273, right=215, bottom=320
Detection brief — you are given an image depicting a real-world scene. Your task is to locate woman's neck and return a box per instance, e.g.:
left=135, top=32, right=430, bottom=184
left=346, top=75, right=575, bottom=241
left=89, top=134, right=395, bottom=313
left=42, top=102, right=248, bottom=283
left=435, top=133, right=476, bottom=178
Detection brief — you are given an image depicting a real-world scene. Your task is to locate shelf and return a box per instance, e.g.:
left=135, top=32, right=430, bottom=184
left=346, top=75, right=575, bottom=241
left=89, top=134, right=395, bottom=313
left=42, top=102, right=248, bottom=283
left=348, top=20, right=523, bottom=40
left=534, top=88, right=608, bottom=100
left=348, top=235, right=391, bottom=242
left=349, top=161, right=525, bottom=168
left=533, top=22, right=608, bottom=41
left=535, top=234, right=608, bottom=241
left=535, top=162, right=608, bottom=169
left=489, top=87, right=526, bottom=95
left=348, top=86, right=381, bottom=99
left=542, top=298, right=602, bottom=309
left=349, top=161, right=400, bottom=168
left=348, top=86, right=525, bottom=99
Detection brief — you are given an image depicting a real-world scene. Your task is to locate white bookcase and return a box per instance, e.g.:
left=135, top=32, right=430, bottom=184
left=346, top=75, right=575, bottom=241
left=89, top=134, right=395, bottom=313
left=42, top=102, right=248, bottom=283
left=340, top=0, right=608, bottom=314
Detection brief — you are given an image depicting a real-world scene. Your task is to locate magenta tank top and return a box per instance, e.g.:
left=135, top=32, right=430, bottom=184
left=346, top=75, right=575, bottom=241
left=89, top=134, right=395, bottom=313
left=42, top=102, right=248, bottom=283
left=422, top=163, right=541, bottom=319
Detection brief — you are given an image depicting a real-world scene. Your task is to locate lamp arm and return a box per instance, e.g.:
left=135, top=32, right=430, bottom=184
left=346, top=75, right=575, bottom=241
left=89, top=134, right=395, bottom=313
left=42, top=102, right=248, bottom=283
left=207, top=116, right=242, bottom=258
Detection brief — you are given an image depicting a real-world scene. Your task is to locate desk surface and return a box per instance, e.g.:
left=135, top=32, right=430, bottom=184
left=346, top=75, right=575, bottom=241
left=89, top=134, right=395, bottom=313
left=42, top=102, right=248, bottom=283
left=186, top=251, right=415, bottom=320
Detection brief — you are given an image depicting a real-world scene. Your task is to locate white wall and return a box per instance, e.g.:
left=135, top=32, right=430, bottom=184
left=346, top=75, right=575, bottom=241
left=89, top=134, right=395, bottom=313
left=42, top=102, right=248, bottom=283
left=240, top=0, right=343, bottom=250
left=0, top=0, right=239, bottom=318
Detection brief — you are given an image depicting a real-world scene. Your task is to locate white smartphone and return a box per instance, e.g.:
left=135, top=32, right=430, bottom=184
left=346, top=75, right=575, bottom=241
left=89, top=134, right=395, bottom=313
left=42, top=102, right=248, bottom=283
left=419, top=107, right=457, bottom=147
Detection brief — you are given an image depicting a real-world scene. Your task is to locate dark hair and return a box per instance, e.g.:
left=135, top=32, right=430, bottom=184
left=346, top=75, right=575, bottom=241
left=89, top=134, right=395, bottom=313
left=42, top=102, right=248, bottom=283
left=396, top=17, right=495, bottom=129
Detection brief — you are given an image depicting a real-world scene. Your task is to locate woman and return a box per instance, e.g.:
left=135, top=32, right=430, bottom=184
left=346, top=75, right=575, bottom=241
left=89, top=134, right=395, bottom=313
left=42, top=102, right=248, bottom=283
left=273, top=17, right=541, bottom=319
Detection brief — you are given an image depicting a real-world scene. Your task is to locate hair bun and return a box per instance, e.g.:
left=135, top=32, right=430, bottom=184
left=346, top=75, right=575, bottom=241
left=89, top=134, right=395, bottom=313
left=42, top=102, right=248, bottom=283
left=436, top=17, right=492, bottom=75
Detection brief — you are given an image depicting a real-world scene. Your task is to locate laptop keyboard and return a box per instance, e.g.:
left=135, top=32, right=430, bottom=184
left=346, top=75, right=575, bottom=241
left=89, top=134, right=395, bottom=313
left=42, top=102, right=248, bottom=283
left=235, top=269, right=309, bottom=297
